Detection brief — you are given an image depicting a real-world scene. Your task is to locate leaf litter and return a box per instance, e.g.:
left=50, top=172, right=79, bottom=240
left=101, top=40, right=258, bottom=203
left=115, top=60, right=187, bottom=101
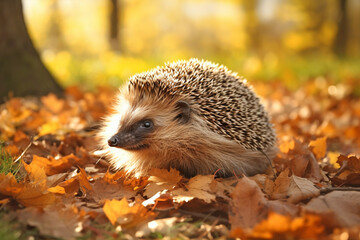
left=1, top=82, right=360, bottom=239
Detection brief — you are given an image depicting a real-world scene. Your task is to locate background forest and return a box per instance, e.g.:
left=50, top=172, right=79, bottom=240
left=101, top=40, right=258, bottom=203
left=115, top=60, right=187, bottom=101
left=23, top=0, right=360, bottom=90
left=1, top=0, right=360, bottom=239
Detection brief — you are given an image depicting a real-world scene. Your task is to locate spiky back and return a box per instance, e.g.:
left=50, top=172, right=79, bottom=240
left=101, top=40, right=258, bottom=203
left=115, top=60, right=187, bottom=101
left=128, top=59, right=276, bottom=151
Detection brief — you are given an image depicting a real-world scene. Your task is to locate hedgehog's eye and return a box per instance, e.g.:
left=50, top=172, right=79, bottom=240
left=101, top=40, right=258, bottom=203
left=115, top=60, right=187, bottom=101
left=140, top=119, right=153, bottom=129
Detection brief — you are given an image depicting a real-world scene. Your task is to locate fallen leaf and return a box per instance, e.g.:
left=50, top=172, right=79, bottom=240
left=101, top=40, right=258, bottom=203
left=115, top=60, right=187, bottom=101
left=332, top=155, right=360, bottom=186
left=172, top=175, right=216, bottom=203
left=31, top=154, right=84, bottom=176
left=246, top=212, right=325, bottom=239
left=304, top=191, right=360, bottom=228
left=309, top=136, right=327, bottom=159
left=229, top=176, right=268, bottom=229
left=47, top=186, right=66, bottom=194
left=144, top=168, right=182, bottom=198
left=41, top=94, right=65, bottom=114
left=271, top=169, right=320, bottom=203
left=17, top=204, right=84, bottom=239
left=103, top=198, right=157, bottom=229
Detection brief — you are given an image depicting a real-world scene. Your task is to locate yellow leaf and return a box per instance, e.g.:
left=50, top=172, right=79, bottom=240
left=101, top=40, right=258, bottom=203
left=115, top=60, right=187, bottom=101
left=48, top=186, right=66, bottom=194
left=103, top=198, right=157, bottom=228
left=38, top=121, right=61, bottom=137
left=327, top=152, right=340, bottom=168
left=309, top=137, right=327, bottom=159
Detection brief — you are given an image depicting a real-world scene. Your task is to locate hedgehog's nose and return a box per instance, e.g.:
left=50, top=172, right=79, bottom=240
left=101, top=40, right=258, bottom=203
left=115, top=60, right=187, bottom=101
left=108, top=135, right=119, bottom=147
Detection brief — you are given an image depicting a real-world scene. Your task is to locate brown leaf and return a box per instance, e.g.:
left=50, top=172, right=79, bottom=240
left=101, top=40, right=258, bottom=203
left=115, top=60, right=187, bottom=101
left=172, top=175, right=217, bottom=203
left=87, top=175, right=136, bottom=203
left=229, top=176, right=299, bottom=232
left=144, top=168, right=182, bottom=198
left=332, top=155, right=360, bottom=186
left=229, top=176, right=269, bottom=229
left=17, top=204, right=84, bottom=239
left=271, top=169, right=320, bottom=203
left=304, top=191, right=360, bottom=228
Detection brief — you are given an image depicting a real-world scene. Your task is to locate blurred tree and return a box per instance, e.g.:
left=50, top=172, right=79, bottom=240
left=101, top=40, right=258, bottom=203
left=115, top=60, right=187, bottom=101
left=109, top=0, right=122, bottom=51
left=46, top=0, right=67, bottom=51
left=334, top=0, right=348, bottom=56
left=0, top=0, right=62, bottom=101
left=241, top=0, right=260, bottom=54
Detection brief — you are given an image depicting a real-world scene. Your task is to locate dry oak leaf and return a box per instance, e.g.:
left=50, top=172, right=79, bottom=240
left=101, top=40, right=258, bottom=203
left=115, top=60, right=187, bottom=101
left=144, top=168, right=182, bottom=198
left=171, top=175, right=217, bottom=203
left=275, top=138, right=323, bottom=182
left=56, top=168, right=94, bottom=196
left=271, top=168, right=320, bottom=203
left=332, top=155, right=360, bottom=186
left=289, top=139, right=324, bottom=182
left=229, top=176, right=299, bottom=232
left=304, top=191, right=360, bottom=228
left=246, top=212, right=325, bottom=239
left=103, top=198, right=157, bottom=229
left=309, top=136, right=327, bottom=159
left=17, top=204, right=85, bottom=240
left=337, top=155, right=360, bottom=171
left=229, top=176, right=269, bottom=230
left=87, top=174, right=137, bottom=203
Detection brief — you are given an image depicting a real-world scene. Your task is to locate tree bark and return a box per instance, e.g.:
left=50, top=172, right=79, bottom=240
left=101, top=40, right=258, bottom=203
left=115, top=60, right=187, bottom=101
left=109, top=0, right=121, bottom=51
left=0, top=0, right=63, bottom=101
left=334, top=0, right=348, bottom=56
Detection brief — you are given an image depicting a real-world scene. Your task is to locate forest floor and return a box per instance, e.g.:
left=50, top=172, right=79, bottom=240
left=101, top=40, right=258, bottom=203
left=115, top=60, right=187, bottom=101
left=1, top=79, right=360, bottom=239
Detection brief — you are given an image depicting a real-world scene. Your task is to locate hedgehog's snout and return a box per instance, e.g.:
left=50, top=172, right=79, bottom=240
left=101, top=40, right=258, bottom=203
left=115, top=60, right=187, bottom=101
left=108, top=132, right=135, bottom=148
left=108, top=135, right=119, bottom=147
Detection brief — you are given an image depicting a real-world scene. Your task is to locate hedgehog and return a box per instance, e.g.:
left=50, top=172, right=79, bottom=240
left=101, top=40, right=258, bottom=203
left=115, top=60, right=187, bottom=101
left=99, top=59, right=277, bottom=178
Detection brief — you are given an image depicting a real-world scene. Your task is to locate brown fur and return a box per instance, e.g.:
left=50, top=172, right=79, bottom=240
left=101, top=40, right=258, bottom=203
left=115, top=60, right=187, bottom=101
left=98, top=59, right=277, bottom=178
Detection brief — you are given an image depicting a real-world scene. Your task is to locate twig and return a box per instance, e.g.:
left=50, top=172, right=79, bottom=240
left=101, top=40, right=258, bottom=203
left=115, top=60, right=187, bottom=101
left=178, top=209, right=228, bottom=225
left=320, top=187, right=360, bottom=194
left=14, top=141, right=32, bottom=163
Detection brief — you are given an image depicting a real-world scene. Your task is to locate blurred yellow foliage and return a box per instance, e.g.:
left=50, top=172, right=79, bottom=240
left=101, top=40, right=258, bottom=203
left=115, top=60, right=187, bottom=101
left=22, top=0, right=360, bottom=89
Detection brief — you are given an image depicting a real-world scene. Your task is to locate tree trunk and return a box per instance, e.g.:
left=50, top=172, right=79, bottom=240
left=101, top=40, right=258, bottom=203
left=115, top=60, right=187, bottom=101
left=109, top=0, right=121, bottom=51
left=334, top=0, right=348, bottom=56
left=0, top=0, right=63, bottom=101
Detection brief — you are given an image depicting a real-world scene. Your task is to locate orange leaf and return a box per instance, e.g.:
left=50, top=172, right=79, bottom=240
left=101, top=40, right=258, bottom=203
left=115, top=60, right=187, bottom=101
left=41, top=93, right=65, bottom=114
left=31, top=154, right=83, bottom=176
left=279, top=138, right=295, bottom=153
left=0, top=172, right=56, bottom=207
left=0, top=198, right=10, bottom=205
left=103, top=198, right=157, bottom=228
left=78, top=167, right=93, bottom=194
left=309, top=137, right=327, bottom=159
left=47, top=186, right=66, bottom=194
left=250, top=212, right=325, bottom=239
left=23, top=160, right=47, bottom=187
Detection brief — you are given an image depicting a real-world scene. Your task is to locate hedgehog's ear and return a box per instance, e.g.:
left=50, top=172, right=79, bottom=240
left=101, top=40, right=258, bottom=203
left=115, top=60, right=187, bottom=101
left=175, top=100, right=190, bottom=124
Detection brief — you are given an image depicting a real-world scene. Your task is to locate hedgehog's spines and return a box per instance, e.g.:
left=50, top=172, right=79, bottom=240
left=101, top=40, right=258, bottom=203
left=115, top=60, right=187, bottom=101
left=127, top=59, right=275, bottom=151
